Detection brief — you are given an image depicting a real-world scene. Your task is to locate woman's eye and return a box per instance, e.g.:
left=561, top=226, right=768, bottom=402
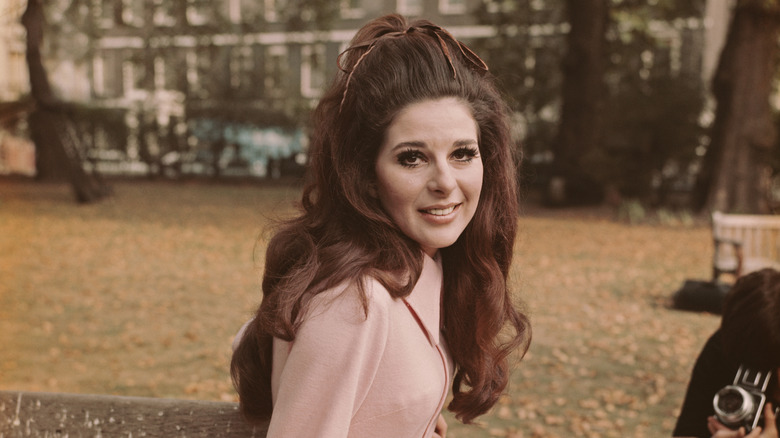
left=397, top=150, right=426, bottom=167
left=452, top=147, right=479, bottom=162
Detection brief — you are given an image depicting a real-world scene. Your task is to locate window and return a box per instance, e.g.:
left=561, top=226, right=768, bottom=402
left=483, top=0, right=517, bottom=13
left=301, top=44, right=326, bottom=98
left=397, top=0, right=422, bottom=16
left=439, top=0, right=466, bottom=14
left=122, top=59, right=139, bottom=95
left=341, top=0, right=364, bottom=19
left=264, top=45, right=289, bottom=98
left=121, top=0, right=144, bottom=27
left=264, top=0, right=288, bottom=22
left=188, top=48, right=217, bottom=98
left=164, top=51, right=187, bottom=92
left=92, top=0, right=115, bottom=29
left=154, top=56, right=166, bottom=90
left=92, top=51, right=122, bottom=98
left=7, top=51, right=27, bottom=100
left=154, top=49, right=185, bottom=91
left=186, top=51, right=200, bottom=95
left=226, top=0, right=241, bottom=23
left=92, top=57, right=105, bottom=97
left=186, top=0, right=210, bottom=26
left=153, top=0, right=176, bottom=26
left=216, top=0, right=259, bottom=24
left=238, top=0, right=262, bottom=23
left=229, top=46, right=256, bottom=94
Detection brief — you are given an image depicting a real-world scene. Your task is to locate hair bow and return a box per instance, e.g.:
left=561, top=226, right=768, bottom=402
left=336, top=24, right=489, bottom=113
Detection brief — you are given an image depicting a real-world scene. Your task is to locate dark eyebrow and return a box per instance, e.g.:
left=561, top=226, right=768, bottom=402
left=390, top=141, right=426, bottom=151
left=454, top=139, right=478, bottom=148
left=390, top=139, right=477, bottom=151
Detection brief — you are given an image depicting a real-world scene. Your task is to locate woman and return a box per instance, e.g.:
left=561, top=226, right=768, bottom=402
left=674, top=269, right=780, bottom=438
left=231, top=14, right=531, bottom=437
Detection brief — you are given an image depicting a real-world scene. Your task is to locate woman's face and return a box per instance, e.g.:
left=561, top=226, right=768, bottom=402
left=374, top=97, right=483, bottom=257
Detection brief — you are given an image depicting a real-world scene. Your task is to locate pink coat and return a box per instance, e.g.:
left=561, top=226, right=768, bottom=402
left=263, top=253, right=453, bottom=437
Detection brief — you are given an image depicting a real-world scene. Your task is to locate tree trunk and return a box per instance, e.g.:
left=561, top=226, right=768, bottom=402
left=548, top=0, right=609, bottom=206
left=695, top=1, right=780, bottom=214
left=21, top=0, right=110, bottom=203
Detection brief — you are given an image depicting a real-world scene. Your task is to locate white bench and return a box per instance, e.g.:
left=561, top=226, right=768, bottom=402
left=711, top=211, right=780, bottom=282
left=0, top=390, right=268, bottom=437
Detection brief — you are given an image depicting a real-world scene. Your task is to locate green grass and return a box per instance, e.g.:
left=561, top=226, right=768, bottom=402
left=0, top=178, right=721, bottom=437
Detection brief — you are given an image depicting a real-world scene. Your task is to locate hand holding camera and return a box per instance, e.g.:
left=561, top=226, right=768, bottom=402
left=712, top=366, right=778, bottom=434
left=708, top=366, right=778, bottom=438
left=708, top=403, right=777, bottom=438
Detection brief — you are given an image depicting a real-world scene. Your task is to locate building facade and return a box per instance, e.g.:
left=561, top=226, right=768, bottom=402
left=0, top=0, right=28, bottom=102
left=0, top=0, right=728, bottom=179
left=36, top=0, right=518, bottom=177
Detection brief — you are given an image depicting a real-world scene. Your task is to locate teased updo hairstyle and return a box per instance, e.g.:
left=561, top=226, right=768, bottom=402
left=721, top=268, right=780, bottom=370
left=231, top=13, right=531, bottom=425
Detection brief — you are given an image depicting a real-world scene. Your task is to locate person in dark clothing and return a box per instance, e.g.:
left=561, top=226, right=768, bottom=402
left=674, top=268, right=780, bottom=438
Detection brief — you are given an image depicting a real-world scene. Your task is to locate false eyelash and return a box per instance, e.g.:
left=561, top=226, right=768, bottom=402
left=396, top=148, right=426, bottom=167
left=453, top=146, right=480, bottom=160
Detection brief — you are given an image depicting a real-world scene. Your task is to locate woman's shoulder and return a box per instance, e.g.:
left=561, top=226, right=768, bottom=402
left=306, top=276, right=395, bottom=325
left=304, top=253, right=441, bottom=324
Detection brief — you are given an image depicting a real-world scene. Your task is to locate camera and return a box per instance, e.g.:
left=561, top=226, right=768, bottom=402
left=713, top=365, right=775, bottom=432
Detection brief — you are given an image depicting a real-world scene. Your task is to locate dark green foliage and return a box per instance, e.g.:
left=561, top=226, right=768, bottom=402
left=474, top=0, right=709, bottom=207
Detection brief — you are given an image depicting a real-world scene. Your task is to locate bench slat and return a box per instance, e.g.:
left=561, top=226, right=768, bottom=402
left=0, top=391, right=268, bottom=438
left=712, top=211, right=780, bottom=281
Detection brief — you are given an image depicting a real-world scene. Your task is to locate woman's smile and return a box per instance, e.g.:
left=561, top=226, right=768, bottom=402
left=420, top=203, right=460, bottom=220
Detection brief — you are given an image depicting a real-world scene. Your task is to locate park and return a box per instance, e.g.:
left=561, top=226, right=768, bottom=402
left=1, top=0, right=780, bottom=436
left=1, top=178, right=724, bottom=437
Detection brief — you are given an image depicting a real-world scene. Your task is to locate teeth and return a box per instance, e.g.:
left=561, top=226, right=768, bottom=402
left=425, top=206, right=455, bottom=216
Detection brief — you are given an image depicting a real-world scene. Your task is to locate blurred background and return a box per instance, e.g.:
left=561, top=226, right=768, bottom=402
left=1, top=0, right=778, bottom=213
left=1, top=1, right=780, bottom=437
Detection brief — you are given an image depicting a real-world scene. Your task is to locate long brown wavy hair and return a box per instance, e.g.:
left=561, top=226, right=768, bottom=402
left=231, top=13, right=531, bottom=425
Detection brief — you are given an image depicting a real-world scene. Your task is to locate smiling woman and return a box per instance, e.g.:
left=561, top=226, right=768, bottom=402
left=230, top=13, right=531, bottom=438
left=374, top=97, right=483, bottom=257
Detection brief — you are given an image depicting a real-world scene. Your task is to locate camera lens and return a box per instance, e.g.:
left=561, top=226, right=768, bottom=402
left=714, top=385, right=754, bottom=425
left=718, top=391, right=746, bottom=412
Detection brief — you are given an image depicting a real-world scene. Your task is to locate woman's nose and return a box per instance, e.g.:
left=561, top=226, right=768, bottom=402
left=427, top=161, right=457, bottom=194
